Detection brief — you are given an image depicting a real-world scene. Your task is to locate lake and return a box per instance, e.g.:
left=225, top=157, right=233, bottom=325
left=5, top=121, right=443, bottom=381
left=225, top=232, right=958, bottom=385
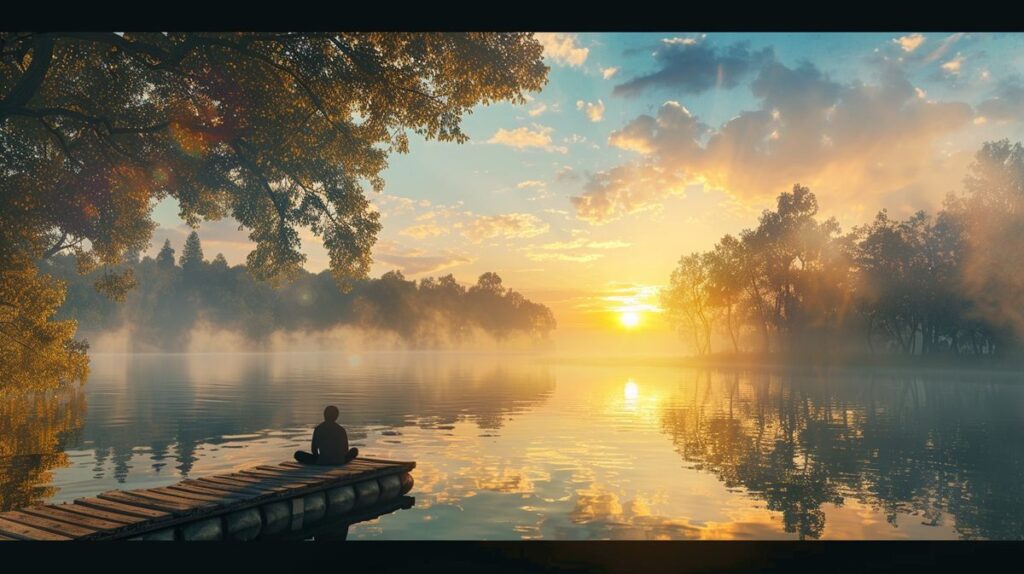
left=2, top=352, right=1023, bottom=540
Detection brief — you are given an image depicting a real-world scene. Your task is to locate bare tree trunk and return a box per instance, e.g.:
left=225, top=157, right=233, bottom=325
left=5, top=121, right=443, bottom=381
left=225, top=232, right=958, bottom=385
left=726, top=304, right=739, bottom=354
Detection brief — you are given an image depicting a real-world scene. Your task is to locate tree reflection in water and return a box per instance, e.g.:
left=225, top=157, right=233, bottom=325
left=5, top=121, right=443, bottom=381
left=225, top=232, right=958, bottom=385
left=659, top=369, right=1024, bottom=539
left=0, top=388, right=86, bottom=511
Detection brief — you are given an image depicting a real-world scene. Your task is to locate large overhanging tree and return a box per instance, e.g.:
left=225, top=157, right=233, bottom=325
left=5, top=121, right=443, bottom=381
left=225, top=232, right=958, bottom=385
left=0, top=32, right=548, bottom=393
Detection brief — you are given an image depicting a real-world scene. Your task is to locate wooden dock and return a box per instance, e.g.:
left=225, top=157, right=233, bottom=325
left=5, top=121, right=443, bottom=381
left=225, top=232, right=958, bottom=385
left=0, top=457, right=415, bottom=541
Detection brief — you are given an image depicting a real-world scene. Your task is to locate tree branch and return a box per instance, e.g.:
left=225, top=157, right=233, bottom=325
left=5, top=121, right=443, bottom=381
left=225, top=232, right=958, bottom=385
left=230, top=140, right=291, bottom=242
left=0, top=35, right=54, bottom=117
left=8, top=106, right=170, bottom=135
left=42, top=231, right=69, bottom=259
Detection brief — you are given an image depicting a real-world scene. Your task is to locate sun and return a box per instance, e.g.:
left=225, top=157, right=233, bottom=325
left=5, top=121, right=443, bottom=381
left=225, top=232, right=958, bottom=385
left=619, top=311, right=641, bottom=329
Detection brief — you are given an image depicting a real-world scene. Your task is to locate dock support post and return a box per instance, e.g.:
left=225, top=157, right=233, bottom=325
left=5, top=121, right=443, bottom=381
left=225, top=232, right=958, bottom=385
left=399, top=472, right=415, bottom=495
left=260, top=501, right=290, bottom=535
left=378, top=475, right=401, bottom=502
left=224, top=508, right=262, bottom=541
left=325, top=485, right=355, bottom=516
left=302, top=492, right=326, bottom=524
left=353, top=479, right=380, bottom=509
left=290, top=497, right=304, bottom=531
left=180, top=517, right=223, bottom=541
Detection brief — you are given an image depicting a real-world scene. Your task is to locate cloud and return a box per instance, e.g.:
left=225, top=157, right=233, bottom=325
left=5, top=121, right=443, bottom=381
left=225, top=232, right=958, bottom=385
left=941, top=53, right=964, bottom=74
left=555, top=165, right=580, bottom=182
left=613, top=40, right=773, bottom=97
left=399, top=223, right=450, bottom=239
left=457, top=213, right=550, bottom=243
left=572, top=282, right=664, bottom=314
left=661, top=36, right=700, bottom=46
left=524, top=252, right=603, bottom=263
left=487, top=125, right=567, bottom=153
left=534, top=33, right=589, bottom=67
left=576, top=99, right=605, bottom=122
left=527, top=103, right=548, bottom=117
left=534, top=238, right=631, bottom=250
left=571, top=162, right=689, bottom=223
left=373, top=240, right=471, bottom=275
left=977, top=77, right=1024, bottom=122
left=574, top=60, right=975, bottom=223
left=370, top=194, right=430, bottom=219
left=608, top=100, right=706, bottom=155
left=516, top=180, right=545, bottom=189
left=922, top=33, right=965, bottom=64
left=542, top=208, right=570, bottom=216
left=893, top=33, right=926, bottom=53
left=602, top=67, right=619, bottom=80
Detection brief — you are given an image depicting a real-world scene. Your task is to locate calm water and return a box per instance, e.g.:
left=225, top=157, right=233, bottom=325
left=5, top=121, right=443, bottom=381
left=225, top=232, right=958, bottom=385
left=3, top=352, right=1024, bottom=540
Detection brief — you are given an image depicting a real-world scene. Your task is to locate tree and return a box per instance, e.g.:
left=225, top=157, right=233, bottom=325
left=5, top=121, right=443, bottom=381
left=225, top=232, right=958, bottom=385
left=955, top=140, right=1024, bottom=354
left=705, top=235, right=745, bottom=353
left=1, top=32, right=548, bottom=392
left=662, top=253, right=714, bottom=355
left=0, top=265, right=89, bottom=395
left=180, top=231, right=205, bottom=273
left=155, top=239, right=176, bottom=269
left=471, top=272, right=506, bottom=296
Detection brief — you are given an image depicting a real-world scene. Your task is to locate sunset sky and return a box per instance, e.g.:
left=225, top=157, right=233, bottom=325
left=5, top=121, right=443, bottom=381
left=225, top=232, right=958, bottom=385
left=147, top=32, right=1024, bottom=349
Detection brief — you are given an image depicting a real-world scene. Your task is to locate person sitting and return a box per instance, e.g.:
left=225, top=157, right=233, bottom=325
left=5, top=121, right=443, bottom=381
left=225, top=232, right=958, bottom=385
left=294, top=405, right=359, bottom=465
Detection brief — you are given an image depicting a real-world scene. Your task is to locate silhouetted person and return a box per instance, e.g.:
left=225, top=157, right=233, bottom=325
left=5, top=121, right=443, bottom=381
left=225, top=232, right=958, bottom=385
left=294, top=406, right=358, bottom=465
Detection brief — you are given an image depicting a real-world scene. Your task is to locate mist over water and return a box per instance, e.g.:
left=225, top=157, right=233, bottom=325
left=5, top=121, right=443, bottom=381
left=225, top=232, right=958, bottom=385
left=83, top=322, right=551, bottom=355
left=3, top=352, right=1024, bottom=540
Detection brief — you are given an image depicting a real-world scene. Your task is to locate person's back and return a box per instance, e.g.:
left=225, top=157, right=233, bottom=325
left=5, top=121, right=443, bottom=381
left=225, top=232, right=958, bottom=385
left=311, top=420, right=349, bottom=465
left=294, top=406, right=359, bottom=465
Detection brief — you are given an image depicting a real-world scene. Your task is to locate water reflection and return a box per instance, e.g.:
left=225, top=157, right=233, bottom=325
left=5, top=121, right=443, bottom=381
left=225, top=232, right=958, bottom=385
left=2, top=354, right=1024, bottom=540
left=0, top=388, right=86, bottom=511
left=5, top=352, right=556, bottom=506
left=658, top=369, right=1024, bottom=539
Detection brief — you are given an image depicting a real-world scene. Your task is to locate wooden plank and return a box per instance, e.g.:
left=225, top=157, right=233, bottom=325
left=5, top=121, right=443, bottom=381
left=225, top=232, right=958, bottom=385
left=253, top=465, right=355, bottom=480
left=224, top=472, right=311, bottom=487
left=44, top=503, right=143, bottom=526
left=358, top=457, right=416, bottom=469
left=170, top=482, right=259, bottom=500
left=151, top=485, right=240, bottom=505
left=221, top=473, right=311, bottom=490
left=327, top=460, right=395, bottom=473
left=121, top=489, right=217, bottom=510
left=0, top=510, right=97, bottom=539
left=0, top=516, right=73, bottom=541
left=21, top=505, right=129, bottom=532
left=74, top=497, right=171, bottom=520
left=98, top=491, right=200, bottom=514
left=192, top=477, right=289, bottom=496
left=260, top=463, right=406, bottom=488
left=281, top=459, right=402, bottom=472
left=348, top=459, right=404, bottom=470
left=266, top=462, right=373, bottom=479
left=252, top=465, right=330, bottom=477
left=237, top=469, right=324, bottom=484
left=275, top=462, right=370, bottom=475
left=193, top=477, right=289, bottom=495
left=0, top=533, right=18, bottom=541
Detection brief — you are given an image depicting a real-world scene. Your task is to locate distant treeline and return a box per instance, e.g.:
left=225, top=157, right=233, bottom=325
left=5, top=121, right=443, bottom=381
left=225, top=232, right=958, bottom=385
left=47, top=233, right=556, bottom=351
left=661, top=140, right=1024, bottom=359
